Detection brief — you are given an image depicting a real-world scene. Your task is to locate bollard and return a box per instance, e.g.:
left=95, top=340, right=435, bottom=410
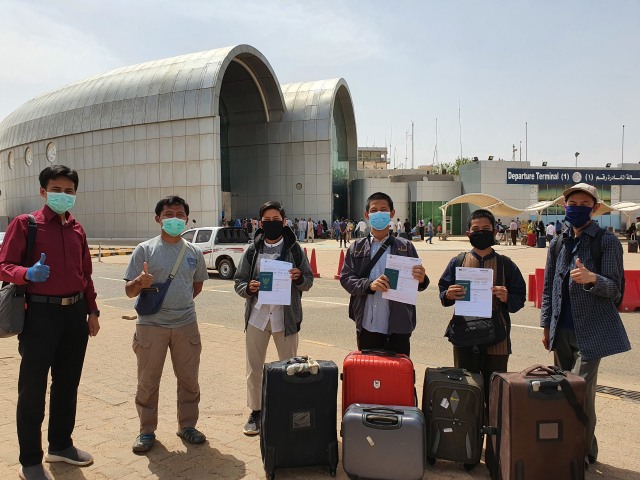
left=310, top=249, right=320, bottom=278
left=304, top=247, right=308, bottom=259
left=98, top=243, right=102, bottom=263
left=334, top=249, right=345, bottom=280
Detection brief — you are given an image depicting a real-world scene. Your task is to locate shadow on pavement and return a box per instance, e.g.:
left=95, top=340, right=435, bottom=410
left=589, top=463, right=640, bottom=479
left=143, top=440, right=247, bottom=479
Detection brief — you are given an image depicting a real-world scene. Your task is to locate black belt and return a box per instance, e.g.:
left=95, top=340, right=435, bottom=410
left=28, top=292, right=84, bottom=306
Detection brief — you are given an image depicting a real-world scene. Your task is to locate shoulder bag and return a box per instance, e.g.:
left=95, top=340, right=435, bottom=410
left=134, top=240, right=188, bottom=316
left=0, top=215, right=38, bottom=337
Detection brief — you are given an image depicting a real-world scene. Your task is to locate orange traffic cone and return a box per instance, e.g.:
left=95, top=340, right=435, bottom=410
left=334, top=249, right=345, bottom=280
left=310, top=249, right=320, bottom=278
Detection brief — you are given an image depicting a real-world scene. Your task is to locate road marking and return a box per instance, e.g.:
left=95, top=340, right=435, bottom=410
left=202, top=289, right=232, bottom=293
left=511, top=323, right=542, bottom=330
left=302, top=339, right=334, bottom=347
left=302, top=299, right=349, bottom=306
left=95, top=276, right=125, bottom=282
left=200, top=323, right=226, bottom=328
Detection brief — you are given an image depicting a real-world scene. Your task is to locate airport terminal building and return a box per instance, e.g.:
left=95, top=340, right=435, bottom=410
left=1, top=44, right=638, bottom=238
left=0, top=45, right=356, bottom=237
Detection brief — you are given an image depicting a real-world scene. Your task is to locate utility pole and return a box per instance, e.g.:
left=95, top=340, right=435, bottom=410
left=525, top=122, right=528, bottom=163
left=622, top=124, right=625, bottom=164
left=411, top=121, right=415, bottom=169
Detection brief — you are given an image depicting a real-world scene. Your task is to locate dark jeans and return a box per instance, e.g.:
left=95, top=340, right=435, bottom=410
left=453, top=346, right=508, bottom=405
left=419, top=227, right=425, bottom=240
left=17, top=299, right=89, bottom=467
left=357, top=328, right=411, bottom=356
left=339, top=233, right=348, bottom=248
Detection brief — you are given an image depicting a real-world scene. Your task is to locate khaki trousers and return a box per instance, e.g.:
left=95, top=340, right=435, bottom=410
left=246, top=323, right=298, bottom=411
left=132, top=322, right=202, bottom=434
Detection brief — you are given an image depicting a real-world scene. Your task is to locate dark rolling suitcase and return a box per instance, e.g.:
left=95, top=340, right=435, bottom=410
left=628, top=235, right=638, bottom=253
left=260, top=357, right=339, bottom=479
left=341, top=350, right=415, bottom=415
left=342, top=404, right=426, bottom=480
left=485, top=365, right=588, bottom=480
left=537, top=236, right=546, bottom=248
left=422, top=367, right=484, bottom=470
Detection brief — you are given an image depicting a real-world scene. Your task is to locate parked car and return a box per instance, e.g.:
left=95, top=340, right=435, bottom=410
left=181, top=227, right=251, bottom=280
left=0, top=232, right=5, bottom=250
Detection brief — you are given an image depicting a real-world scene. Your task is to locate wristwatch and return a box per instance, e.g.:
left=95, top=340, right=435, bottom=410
left=90, top=310, right=101, bottom=318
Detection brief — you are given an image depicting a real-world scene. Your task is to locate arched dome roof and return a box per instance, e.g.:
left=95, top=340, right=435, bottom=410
left=0, top=44, right=285, bottom=151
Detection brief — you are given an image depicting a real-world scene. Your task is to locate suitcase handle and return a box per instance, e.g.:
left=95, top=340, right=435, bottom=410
left=521, top=365, right=564, bottom=377
left=362, top=407, right=404, bottom=415
left=360, top=349, right=399, bottom=357
left=363, top=413, right=402, bottom=430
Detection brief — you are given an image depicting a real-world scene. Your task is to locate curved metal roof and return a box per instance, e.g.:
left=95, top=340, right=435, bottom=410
left=0, top=44, right=286, bottom=151
left=440, top=192, right=623, bottom=217
left=280, top=78, right=356, bottom=142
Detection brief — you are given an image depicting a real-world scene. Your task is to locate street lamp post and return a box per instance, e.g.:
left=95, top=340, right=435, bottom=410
left=622, top=125, right=625, bottom=164
left=575, top=152, right=580, bottom=168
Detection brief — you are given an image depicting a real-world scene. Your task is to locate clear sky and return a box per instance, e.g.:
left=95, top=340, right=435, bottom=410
left=1, top=0, right=638, bottom=169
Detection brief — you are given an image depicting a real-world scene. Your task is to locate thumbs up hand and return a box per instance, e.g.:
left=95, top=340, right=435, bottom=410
left=26, top=253, right=50, bottom=282
left=570, top=257, right=596, bottom=285
left=138, top=261, right=154, bottom=288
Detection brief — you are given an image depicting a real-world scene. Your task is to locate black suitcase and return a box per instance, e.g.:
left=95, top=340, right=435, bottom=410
left=422, top=367, right=484, bottom=470
left=629, top=238, right=638, bottom=253
left=260, top=357, right=339, bottom=479
left=537, top=236, right=547, bottom=248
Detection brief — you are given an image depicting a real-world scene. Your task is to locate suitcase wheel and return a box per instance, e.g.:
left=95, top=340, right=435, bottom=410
left=427, top=456, right=436, bottom=465
left=265, top=473, right=275, bottom=480
left=329, top=468, right=336, bottom=477
left=464, top=463, right=478, bottom=471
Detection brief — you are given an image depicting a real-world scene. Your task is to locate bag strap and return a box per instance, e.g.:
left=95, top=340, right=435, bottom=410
left=168, top=241, right=188, bottom=281
left=24, top=215, right=37, bottom=268
left=359, top=235, right=394, bottom=279
left=590, top=227, right=605, bottom=274
left=13, top=215, right=38, bottom=294
left=557, top=376, right=589, bottom=426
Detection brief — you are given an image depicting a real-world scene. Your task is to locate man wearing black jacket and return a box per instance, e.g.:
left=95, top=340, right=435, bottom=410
left=340, top=192, right=429, bottom=356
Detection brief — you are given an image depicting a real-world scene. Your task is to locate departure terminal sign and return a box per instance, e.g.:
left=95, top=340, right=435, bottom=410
left=506, top=168, right=640, bottom=185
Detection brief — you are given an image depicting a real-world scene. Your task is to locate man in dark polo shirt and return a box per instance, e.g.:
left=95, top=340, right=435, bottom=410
left=0, top=165, right=99, bottom=480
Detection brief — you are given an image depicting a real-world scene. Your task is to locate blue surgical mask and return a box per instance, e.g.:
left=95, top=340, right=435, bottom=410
left=564, top=205, right=592, bottom=228
left=368, top=211, right=391, bottom=231
left=46, top=192, right=76, bottom=214
left=161, top=218, right=186, bottom=236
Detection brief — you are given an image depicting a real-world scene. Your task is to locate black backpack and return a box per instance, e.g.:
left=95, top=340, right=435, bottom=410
left=553, top=228, right=625, bottom=307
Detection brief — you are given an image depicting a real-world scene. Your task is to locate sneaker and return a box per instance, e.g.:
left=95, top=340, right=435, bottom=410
left=18, top=465, right=53, bottom=480
left=177, top=426, right=206, bottom=444
left=132, top=433, right=156, bottom=453
left=44, top=446, right=93, bottom=466
left=243, top=410, right=261, bottom=436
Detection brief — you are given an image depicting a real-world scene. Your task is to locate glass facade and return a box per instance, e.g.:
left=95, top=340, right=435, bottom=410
left=410, top=201, right=463, bottom=234
left=537, top=183, right=614, bottom=227
left=331, top=95, right=349, bottom=220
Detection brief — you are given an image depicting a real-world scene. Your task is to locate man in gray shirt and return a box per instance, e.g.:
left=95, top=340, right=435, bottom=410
left=124, top=196, right=209, bottom=453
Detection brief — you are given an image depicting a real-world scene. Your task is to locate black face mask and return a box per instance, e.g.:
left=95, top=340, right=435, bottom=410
left=262, top=221, right=284, bottom=241
left=469, top=230, right=495, bottom=250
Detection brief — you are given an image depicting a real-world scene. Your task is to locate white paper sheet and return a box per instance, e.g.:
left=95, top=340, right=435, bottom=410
left=257, top=259, right=292, bottom=306
left=453, top=267, right=494, bottom=318
left=381, top=254, right=421, bottom=305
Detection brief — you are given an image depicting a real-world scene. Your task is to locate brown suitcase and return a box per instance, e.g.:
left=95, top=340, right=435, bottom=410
left=485, top=365, right=588, bottom=480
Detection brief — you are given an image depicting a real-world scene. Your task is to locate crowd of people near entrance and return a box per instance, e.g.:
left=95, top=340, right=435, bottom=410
left=0, top=164, right=631, bottom=479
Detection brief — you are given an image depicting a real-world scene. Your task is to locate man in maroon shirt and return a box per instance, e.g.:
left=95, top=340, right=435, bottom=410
left=0, top=165, right=99, bottom=480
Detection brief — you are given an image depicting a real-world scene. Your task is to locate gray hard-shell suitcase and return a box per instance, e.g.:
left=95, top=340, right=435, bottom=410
left=341, top=404, right=425, bottom=480
left=422, top=367, right=484, bottom=470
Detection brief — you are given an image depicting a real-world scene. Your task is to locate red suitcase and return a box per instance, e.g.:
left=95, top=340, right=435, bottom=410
left=341, top=350, right=416, bottom=415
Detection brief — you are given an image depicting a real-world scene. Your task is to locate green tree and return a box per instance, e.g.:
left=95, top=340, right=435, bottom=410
left=437, top=157, right=472, bottom=175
